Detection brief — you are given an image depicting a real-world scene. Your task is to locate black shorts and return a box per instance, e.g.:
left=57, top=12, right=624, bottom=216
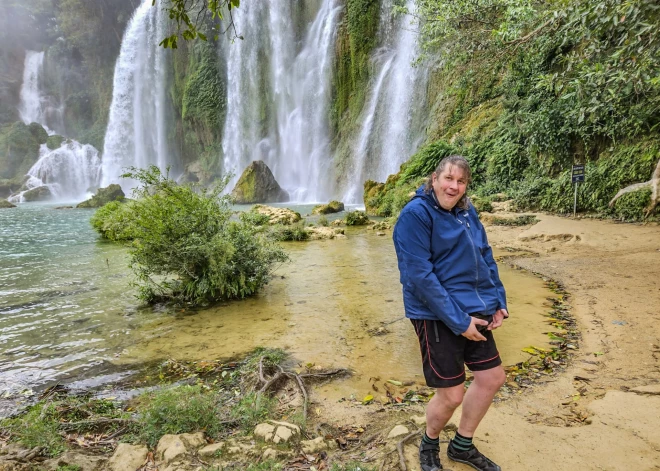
left=411, top=318, right=502, bottom=388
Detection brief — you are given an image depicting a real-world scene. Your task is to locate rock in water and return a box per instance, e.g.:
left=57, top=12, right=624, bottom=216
left=77, top=184, right=125, bottom=208
left=231, top=160, right=289, bottom=204
left=0, top=199, right=16, bottom=208
left=23, top=185, right=52, bottom=202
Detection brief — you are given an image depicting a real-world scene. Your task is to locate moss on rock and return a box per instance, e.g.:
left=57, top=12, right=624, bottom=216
left=0, top=121, right=48, bottom=180
left=0, top=199, right=16, bottom=208
left=46, top=135, right=66, bottom=150
left=312, top=200, right=345, bottom=215
left=23, top=185, right=52, bottom=202
left=251, top=205, right=302, bottom=225
left=231, top=161, right=289, bottom=204
left=77, top=184, right=125, bottom=208
left=345, top=210, right=369, bottom=226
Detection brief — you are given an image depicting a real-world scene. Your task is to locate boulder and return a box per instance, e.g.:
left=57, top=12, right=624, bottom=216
left=252, top=204, right=301, bottom=225
left=0, top=199, right=16, bottom=208
left=156, top=432, right=206, bottom=463
left=77, top=184, right=125, bottom=208
left=46, top=135, right=65, bottom=150
left=22, top=185, right=52, bottom=202
left=231, top=160, right=289, bottom=204
left=107, top=444, right=148, bottom=471
left=306, top=226, right=345, bottom=240
left=301, top=436, right=328, bottom=454
left=312, top=200, right=344, bottom=215
left=254, top=421, right=300, bottom=444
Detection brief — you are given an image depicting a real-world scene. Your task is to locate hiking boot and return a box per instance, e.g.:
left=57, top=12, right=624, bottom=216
left=419, top=441, right=443, bottom=471
left=446, top=440, right=501, bottom=471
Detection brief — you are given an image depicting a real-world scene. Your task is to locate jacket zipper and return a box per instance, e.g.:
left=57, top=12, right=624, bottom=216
left=455, top=212, right=487, bottom=312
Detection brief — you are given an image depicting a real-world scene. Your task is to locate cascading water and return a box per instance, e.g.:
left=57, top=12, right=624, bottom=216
left=222, top=0, right=342, bottom=202
left=18, top=51, right=64, bottom=135
left=343, top=0, right=428, bottom=203
left=100, top=0, right=171, bottom=190
left=8, top=142, right=101, bottom=203
left=10, top=51, right=100, bottom=202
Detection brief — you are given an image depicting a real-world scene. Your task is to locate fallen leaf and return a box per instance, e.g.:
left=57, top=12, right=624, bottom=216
left=387, top=379, right=403, bottom=386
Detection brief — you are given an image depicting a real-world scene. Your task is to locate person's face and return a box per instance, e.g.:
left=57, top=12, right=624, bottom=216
left=431, top=164, right=468, bottom=210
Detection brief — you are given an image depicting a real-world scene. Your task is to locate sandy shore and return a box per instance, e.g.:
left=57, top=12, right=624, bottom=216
left=320, top=213, right=660, bottom=470
left=422, top=214, right=660, bottom=470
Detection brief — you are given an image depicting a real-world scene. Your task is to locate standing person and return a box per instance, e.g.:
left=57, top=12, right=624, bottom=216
left=393, top=155, right=508, bottom=471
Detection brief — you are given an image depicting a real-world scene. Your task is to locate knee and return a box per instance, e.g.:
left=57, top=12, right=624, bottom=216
left=478, top=367, right=506, bottom=391
left=438, top=387, right=464, bottom=410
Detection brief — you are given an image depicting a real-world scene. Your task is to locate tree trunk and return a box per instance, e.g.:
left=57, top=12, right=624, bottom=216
left=609, top=157, right=660, bottom=216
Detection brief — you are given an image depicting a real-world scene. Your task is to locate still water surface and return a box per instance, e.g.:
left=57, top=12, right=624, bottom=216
left=0, top=203, right=554, bottom=405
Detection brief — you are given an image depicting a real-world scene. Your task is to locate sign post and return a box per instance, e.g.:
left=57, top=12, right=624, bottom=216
left=571, top=164, right=585, bottom=218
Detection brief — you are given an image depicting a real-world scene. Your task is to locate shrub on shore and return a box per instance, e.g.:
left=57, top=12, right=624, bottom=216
left=91, top=166, right=289, bottom=305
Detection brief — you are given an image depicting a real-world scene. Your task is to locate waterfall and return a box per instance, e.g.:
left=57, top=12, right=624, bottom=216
left=11, top=51, right=100, bottom=202
left=222, top=0, right=342, bottom=202
left=343, top=0, right=427, bottom=203
left=8, top=142, right=101, bottom=203
left=100, top=0, right=171, bottom=190
left=18, top=51, right=65, bottom=135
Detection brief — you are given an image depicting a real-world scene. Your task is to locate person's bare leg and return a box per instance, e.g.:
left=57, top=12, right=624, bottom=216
left=425, top=384, right=465, bottom=438
left=457, top=366, right=506, bottom=437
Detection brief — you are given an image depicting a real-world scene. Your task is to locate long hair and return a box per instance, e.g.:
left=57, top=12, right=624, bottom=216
left=424, top=155, right=472, bottom=210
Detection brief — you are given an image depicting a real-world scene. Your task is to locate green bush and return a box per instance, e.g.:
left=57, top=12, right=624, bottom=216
left=269, top=222, right=309, bottom=241
left=317, top=215, right=329, bottom=226
left=137, top=385, right=224, bottom=448
left=92, top=166, right=288, bottom=305
left=608, top=188, right=657, bottom=221
left=230, top=392, right=276, bottom=431
left=345, top=210, right=369, bottom=226
left=1, top=402, right=66, bottom=457
left=470, top=196, right=493, bottom=213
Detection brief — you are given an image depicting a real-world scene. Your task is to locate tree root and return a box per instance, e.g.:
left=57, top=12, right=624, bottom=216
left=396, top=429, right=421, bottom=471
left=609, top=157, right=660, bottom=216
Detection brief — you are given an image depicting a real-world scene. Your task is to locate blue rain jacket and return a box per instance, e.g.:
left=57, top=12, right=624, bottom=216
left=393, top=186, right=507, bottom=336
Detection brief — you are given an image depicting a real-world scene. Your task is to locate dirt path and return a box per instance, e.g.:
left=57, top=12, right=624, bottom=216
left=318, top=214, right=660, bottom=471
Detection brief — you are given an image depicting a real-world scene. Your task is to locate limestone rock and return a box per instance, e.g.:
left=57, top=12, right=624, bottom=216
left=262, top=448, right=278, bottom=460
left=301, top=436, right=328, bottom=454
left=46, top=135, right=65, bottom=150
left=42, top=450, right=107, bottom=471
left=0, top=199, right=16, bottom=208
left=198, top=442, right=225, bottom=458
left=231, top=160, right=289, bottom=204
left=306, top=226, right=345, bottom=240
left=312, top=200, right=344, bottom=215
left=387, top=425, right=410, bottom=439
left=254, top=421, right=300, bottom=444
left=156, top=432, right=205, bottom=463
left=254, top=422, right=276, bottom=441
left=22, top=185, right=52, bottom=202
left=77, top=184, right=125, bottom=208
left=252, top=204, right=301, bottom=225
left=107, top=444, right=148, bottom=471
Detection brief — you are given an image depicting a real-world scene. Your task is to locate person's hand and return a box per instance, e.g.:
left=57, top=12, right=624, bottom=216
left=488, top=309, right=509, bottom=330
left=462, top=317, right=488, bottom=341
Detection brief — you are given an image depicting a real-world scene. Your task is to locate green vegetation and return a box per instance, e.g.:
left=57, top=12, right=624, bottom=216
left=369, top=0, right=660, bottom=221
left=269, top=222, right=310, bottom=242
left=345, top=210, right=369, bottom=226
left=77, top=184, right=125, bottom=208
left=136, top=384, right=224, bottom=447
left=90, top=166, right=288, bottom=305
left=0, top=121, right=48, bottom=180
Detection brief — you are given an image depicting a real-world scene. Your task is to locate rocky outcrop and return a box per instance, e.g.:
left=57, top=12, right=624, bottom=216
left=252, top=204, right=301, bottom=225
left=22, top=185, right=52, bottom=202
left=0, top=199, right=16, bottom=208
left=76, top=184, right=125, bottom=208
left=107, top=444, right=148, bottom=471
left=312, top=200, right=344, bottom=214
left=253, top=421, right=300, bottom=444
left=231, top=160, right=289, bottom=204
left=306, top=226, right=346, bottom=240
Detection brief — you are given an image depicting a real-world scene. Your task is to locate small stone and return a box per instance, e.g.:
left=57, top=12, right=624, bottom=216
left=387, top=425, right=410, bottom=439
left=198, top=442, right=224, bottom=458
left=273, top=425, right=294, bottom=444
left=107, top=443, right=148, bottom=471
left=262, top=448, right=278, bottom=460
left=411, top=415, right=427, bottom=427
left=376, top=232, right=386, bottom=236
left=254, top=422, right=276, bottom=441
left=301, top=436, right=327, bottom=454
left=156, top=435, right=188, bottom=463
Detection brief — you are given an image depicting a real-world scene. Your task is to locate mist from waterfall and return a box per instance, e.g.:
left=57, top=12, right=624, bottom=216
left=343, top=0, right=427, bottom=203
left=100, top=0, right=171, bottom=191
left=222, top=0, right=342, bottom=202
